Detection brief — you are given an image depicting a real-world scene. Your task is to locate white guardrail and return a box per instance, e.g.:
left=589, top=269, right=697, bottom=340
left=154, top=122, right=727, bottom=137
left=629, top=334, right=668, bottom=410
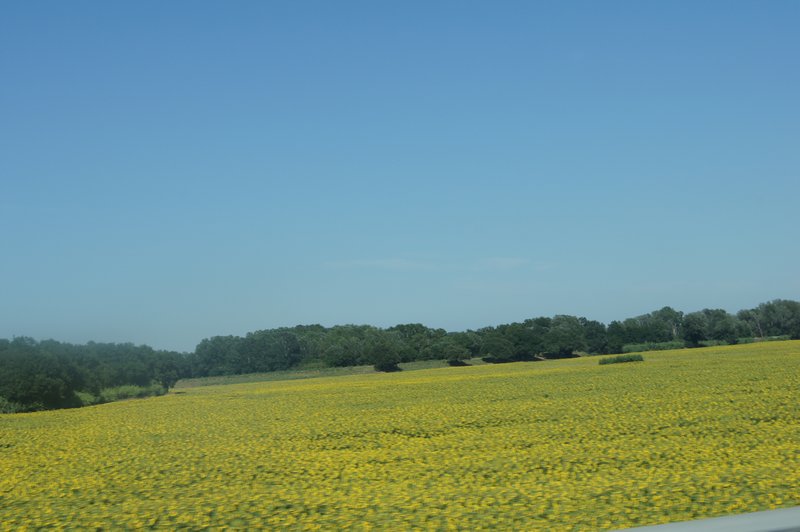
left=620, top=506, right=800, bottom=532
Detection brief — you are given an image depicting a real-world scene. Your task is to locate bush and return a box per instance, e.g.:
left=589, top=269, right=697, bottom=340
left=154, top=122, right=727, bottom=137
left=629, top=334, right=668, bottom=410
left=481, top=356, right=513, bottom=364
left=75, top=391, right=100, bottom=406
left=481, top=353, right=538, bottom=364
left=599, top=354, right=644, bottom=365
left=373, top=361, right=402, bottom=372
left=766, top=335, right=791, bottom=342
left=0, top=396, right=24, bottom=414
left=98, top=383, right=167, bottom=403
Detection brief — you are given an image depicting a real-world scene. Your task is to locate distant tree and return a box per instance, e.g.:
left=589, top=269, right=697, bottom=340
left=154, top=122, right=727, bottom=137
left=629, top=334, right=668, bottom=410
left=239, top=329, right=303, bottom=372
left=497, top=322, right=544, bottom=359
left=580, top=318, right=609, bottom=354
left=702, top=309, right=740, bottom=344
left=650, top=307, right=684, bottom=340
left=0, top=343, right=83, bottom=410
left=423, top=335, right=471, bottom=364
left=192, top=336, right=243, bottom=376
left=290, top=324, right=327, bottom=362
left=364, top=329, right=403, bottom=372
left=480, top=333, right=515, bottom=362
left=757, top=300, right=800, bottom=338
left=737, top=309, right=765, bottom=339
left=543, top=315, right=586, bottom=357
left=152, top=352, right=185, bottom=390
left=319, top=325, right=374, bottom=366
left=523, top=317, right=552, bottom=340
left=682, top=312, right=709, bottom=347
left=321, top=343, right=352, bottom=367
left=450, top=331, right=482, bottom=358
left=387, top=323, right=447, bottom=361
left=606, top=321, right=629, bottom=354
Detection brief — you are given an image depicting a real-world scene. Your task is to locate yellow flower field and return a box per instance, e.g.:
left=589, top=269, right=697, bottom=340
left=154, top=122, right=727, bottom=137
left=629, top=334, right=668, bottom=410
left=2, top=341, right=799, bottom=530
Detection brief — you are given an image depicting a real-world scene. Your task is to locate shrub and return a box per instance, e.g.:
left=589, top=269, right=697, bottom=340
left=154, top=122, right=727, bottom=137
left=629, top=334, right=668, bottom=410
left=373, top=361, right=402, bottom=372
left=98, top=383, right=167, bottom=403
left=481, top=353, right=538, bottom=364
left=599, top=354, right=644, bottom=365
left=482, top=356, right=512, bottom=364
left=75, top=392, right=100, bottom=406
left=0, top=396, right=24, bottom=414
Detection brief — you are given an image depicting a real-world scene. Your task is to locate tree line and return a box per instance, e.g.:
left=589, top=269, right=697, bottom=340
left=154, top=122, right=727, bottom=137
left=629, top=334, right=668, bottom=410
left=2, top=299, right=799, bottom=413
left=0, top=339, right=185, bottom=413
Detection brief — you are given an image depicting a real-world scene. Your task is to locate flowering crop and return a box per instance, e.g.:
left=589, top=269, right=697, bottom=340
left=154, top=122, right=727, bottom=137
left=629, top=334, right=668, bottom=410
left=1, top=341, right=799, bottom=530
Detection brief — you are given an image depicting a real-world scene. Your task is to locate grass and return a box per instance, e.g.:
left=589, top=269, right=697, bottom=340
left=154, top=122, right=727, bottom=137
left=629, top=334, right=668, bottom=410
left=2, top=341, right=799, bottom=530
left=175, top=357, right=489, bottom=388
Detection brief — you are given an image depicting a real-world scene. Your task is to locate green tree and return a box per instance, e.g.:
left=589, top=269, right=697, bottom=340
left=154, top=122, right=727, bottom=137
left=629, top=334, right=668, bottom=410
left=423, top=335, right=471, bottom=364
left=737, top=309, right=765, bottom=338
left=449, top=331, right=482, bottom=358
left=387, top=323, right=447, bottom=361
left=606, top=320, right=629, bottom=353
left=682, top=312, right=709, bottom=347
left=363, top=329, right=403, bottom=372
left=650, top=307, right=684, bottom=340
left=757, top=299, right=800, bottom=338
left=497, top=322, right=543, bottom=359
left=702, top=309, right=739, bottom=343
left=543, top=315, right=586, bottom=357
left=0, top=341, right=83, bottom=410
left=240, top=330, right=303, bottom=372
left=479, top=333, right=515, bottom=361
left=581, top=318, right=609, bottom=354
left=192, top=336, right=243, bottom=376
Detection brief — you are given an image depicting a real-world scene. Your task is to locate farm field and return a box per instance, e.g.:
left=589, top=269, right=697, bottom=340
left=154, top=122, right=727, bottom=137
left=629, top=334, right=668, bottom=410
left=2, top=341, right=799, bottom=530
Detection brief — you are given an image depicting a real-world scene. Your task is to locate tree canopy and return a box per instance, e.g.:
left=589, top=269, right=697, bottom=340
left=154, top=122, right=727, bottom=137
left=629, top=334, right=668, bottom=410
left=2, top=299, right=799, bottom=413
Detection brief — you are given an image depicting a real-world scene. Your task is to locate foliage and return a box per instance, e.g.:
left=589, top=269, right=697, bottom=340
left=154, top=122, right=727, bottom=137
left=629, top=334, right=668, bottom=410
left=543, top=315, right=587, bottom=357
left=599, top=354, right=645, bottom=365
left=98, top=384, right=167, bottom=403
left=0, top=396, right=24, bottom=414
left=421, top=334, right=471, bottom=362
left=2, top=341, right=799, bottom=529
left=682, top=312, right=710, bottom=347
left=75, top=391, right=100, bottom=406
left=3, top=299, right=800, bottom=411
left=0, top=338, right=189, bottom=412
left=183, top=299, right=800, bottom=377
left=373, top=360, right=402, bottom=372
left=737, top=300, right=800, bottom=340
left=622, top=341, right=685, bottom=353
left=479, top=333, right=515, bottom=361
left=387, top=323, right=447, bottom=361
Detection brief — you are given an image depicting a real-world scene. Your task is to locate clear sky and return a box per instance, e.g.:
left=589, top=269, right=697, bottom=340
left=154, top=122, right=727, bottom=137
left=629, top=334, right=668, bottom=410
left=2, top=2, right=798, bottom=352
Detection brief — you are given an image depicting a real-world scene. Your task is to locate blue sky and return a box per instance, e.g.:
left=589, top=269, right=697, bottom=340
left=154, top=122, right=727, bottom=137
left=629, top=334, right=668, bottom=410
left=2, top=2, right=798, bottom=352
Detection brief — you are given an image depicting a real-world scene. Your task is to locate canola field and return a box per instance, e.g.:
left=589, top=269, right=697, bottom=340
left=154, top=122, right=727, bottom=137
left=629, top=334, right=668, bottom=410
left=2, top=341, right=799, bottom=530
